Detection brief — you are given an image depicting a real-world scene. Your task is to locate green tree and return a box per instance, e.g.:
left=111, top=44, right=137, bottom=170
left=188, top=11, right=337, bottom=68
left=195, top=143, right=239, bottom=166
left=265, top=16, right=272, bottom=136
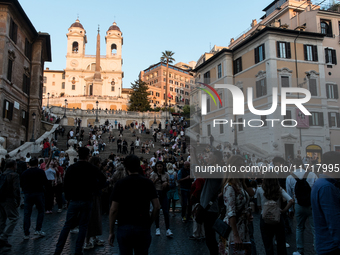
left=160, top=51, right=175, bottom=106
left=183, top=105, right=190, bottom=116
left=128, top=79, right=151, bottom=112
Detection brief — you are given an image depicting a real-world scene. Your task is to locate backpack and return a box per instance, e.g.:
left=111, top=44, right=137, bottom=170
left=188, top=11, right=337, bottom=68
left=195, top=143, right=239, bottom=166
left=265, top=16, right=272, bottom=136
left=291, top=172, right=311, bottom=207
left=168, top=173, right=176, bottom=189
left=0, top=173, right=8, bottom=201
left=262, top=200, right=281, bottom=224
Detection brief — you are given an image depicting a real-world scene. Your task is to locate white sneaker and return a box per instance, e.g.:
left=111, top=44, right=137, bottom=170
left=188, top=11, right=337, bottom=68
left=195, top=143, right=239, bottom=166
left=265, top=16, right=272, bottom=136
left=70, top=228, right=79, bottom=234
left=57, top=209, right=62, bottom=213
left=83, top=241, right=94, bottom=250
left=155, top=228, right=160, bottom=236
left=292, top=252, right=302, bottom=255
left=286, top=243, right=290, bottom=248
left=23, top=235, right=29, bottom=240
left=34, top=231, right=46, bottom=237
left=166, top=229, right=173, bottom=237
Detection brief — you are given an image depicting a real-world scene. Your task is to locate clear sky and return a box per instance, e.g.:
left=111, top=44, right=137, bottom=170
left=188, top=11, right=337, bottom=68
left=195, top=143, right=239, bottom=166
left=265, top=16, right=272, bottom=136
left=20, top=0, right=271, bottom=88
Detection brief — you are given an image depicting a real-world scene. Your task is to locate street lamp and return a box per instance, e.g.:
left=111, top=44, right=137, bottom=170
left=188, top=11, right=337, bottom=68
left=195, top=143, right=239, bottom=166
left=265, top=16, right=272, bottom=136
left=63, top=99, right=67, bottom=118
left=153, top=103, right=157, bottom=125
left=95, top=101, right=99, bottom=123
left=30, top=112, right=36, bottom=142
left=47, top=92, right=50, bottom=108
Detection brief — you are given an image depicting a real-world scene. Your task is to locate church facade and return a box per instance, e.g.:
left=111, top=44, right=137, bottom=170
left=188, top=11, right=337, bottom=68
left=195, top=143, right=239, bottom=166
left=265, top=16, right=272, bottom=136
left=42, top=19, right=130, bottom=110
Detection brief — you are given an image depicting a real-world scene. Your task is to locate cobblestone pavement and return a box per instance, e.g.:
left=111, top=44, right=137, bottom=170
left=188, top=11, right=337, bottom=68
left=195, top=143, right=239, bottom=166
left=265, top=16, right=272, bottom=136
left=0, top=206, right=316, bottom=255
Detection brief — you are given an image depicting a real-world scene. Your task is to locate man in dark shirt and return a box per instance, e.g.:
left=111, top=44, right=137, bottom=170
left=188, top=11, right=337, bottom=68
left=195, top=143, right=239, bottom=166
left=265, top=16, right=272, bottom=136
left=0, top=159, right=20, bottom=248
left=20, top=157, right=48, bottom=240
left=108, top=154, right=160, bottom=254
left=117, top=138, right=122, bottom=153
left=178, top=161, right=192, bottom=222
left=54, top=147, right=106, bottom=255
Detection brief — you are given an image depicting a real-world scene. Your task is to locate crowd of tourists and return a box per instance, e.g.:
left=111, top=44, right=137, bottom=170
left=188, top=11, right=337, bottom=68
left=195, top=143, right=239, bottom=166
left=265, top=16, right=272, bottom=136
left=0, top=115, right=339, bottom=255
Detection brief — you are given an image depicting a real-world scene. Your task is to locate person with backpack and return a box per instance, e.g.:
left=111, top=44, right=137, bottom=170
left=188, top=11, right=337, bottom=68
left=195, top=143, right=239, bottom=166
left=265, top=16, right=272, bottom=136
left=0, top=159, right=20, bottom=248
left=257, top=172, right=294, bottom=255
left=286, top=158, right=318, bottom=255
left=166, top=163, right=179, bottom=217
left=311, top=151, right=340, bottom=255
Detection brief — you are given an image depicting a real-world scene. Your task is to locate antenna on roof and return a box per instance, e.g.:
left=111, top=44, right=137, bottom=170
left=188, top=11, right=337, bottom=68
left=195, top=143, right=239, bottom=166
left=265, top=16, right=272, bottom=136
left=77, top=13, right=79, bottom=19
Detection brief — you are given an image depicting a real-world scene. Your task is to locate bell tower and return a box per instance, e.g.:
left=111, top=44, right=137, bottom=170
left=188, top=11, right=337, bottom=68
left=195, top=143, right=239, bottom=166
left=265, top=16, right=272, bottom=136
left=66, top=19, right=87, bottom=57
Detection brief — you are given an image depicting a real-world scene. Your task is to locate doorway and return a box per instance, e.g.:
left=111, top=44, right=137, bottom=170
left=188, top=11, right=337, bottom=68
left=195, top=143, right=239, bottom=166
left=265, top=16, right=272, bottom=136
left=285, top=144, right=294, bottom=161
left=89, top=84, right=93, bottom=96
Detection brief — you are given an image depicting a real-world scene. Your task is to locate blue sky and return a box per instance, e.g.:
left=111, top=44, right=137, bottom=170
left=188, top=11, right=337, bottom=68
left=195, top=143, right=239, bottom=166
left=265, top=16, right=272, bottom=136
left=20, top=0, right=270, bottom=88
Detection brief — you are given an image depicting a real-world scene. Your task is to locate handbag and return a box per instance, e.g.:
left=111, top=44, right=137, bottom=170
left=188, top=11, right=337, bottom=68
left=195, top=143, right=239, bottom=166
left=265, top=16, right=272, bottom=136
left=212, top=217, right=232, bottom=239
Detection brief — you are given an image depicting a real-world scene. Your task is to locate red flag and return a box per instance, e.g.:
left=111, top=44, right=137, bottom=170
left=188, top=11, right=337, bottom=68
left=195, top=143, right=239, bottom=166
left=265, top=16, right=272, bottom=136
left=168, top=93, right=171, bottom=98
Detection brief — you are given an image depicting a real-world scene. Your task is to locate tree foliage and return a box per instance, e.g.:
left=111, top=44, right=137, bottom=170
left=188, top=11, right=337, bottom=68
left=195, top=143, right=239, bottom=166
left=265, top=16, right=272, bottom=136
left=128, top=79, right=151, bottom=112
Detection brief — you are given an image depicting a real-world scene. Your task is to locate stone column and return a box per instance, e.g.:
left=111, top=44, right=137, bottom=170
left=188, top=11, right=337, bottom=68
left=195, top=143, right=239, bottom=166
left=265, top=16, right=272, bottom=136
left=0, top=137, right=7, bottom=160
left=65, top=139, right=78, bottom=164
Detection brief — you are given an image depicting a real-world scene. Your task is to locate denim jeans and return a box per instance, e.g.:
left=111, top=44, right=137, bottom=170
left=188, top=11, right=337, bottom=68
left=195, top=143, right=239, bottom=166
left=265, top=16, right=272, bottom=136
left=260, top=216, right=287, bottom=255
left=54, top=200, right=92, bottom=255
left=155, top=191, right=170, bottom=230
left=24, top=192, right=45, bottom=236
left=117, top=225, right=151, bottom=255
left=295, top=204, right=315, bottom=254
left=0, top=198, right=19, bottom=241
left=181, top=190, right=190, bottom=218
left=44, top=148, right=50, bottom=157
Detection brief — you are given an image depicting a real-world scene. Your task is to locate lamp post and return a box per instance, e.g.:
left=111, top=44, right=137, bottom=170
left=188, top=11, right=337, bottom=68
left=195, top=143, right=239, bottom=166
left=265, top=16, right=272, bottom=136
left=168, top=99, right=171, bottom=119
left=95, top=101, right=99, bottom=123
left=153, top=103, right=157, bottom=125
left=47, top=92, right=50, bottom=108
left=63, top=99, right=67, bottom=118
left=30, top=112, right=36, bottom=142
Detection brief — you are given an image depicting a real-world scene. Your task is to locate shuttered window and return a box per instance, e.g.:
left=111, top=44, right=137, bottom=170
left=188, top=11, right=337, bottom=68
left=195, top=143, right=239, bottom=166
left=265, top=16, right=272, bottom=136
left=233, top=57, right=242, bottom=74
left=309, top=79, right=318, bottom=96
left=328, top=112, right=340, bottom=128
left=277, top=42, right=291, bottom=58
left=326, top=84, right=339, bottom=99
left=304, top=45, right=318, bottom=61
left=3, top=100, right=13, bottom=120
left=325, top=48, right=337, bottom=65
left=309, top=112, right=324, bottom=126
left=256, top=78, right=267, bottom=98
left=255, top=44, right=265, bottom=64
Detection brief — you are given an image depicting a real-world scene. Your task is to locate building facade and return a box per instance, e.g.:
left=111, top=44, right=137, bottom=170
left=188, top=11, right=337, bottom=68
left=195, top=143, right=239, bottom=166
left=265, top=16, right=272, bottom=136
left=42, top=20, right=131, bottom=110
left=0, top=0, right=51, bottom=150
left=139, top=61, right=195, bottom=108
left=191, top=0, right=340, bottom=160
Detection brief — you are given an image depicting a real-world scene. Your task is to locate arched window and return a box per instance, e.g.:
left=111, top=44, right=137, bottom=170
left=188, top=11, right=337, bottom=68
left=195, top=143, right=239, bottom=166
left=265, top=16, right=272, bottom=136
left=72, top=42, right=78, bottom=53
left=111, top=44, right=117, bottom=54
left=321, top=22, right=328, bottom=34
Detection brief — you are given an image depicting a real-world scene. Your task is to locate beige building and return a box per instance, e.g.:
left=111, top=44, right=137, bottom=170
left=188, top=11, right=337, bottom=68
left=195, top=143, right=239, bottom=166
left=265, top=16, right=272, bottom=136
left=190, top=0, right=340, bottom=160
left=139, top=61, right=195, bottom=108
left=42, top=19, right=131, bottom=110
left=0, top=0, right=51, bottom=151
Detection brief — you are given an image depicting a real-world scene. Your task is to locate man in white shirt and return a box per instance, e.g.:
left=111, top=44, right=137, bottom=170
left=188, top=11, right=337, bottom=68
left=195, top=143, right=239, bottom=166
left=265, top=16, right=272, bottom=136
left=69, top=129, right=74, bottom=138
left=286, top=158, right=317, bottom=255
left=92, top=150, right=99, bottom=156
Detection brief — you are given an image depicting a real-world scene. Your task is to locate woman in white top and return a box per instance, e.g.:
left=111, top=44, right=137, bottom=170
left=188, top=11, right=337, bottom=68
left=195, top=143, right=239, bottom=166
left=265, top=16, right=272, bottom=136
left=45, top=158, right=57, bottom=213
left=257, top=172, right=294, bottom=255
